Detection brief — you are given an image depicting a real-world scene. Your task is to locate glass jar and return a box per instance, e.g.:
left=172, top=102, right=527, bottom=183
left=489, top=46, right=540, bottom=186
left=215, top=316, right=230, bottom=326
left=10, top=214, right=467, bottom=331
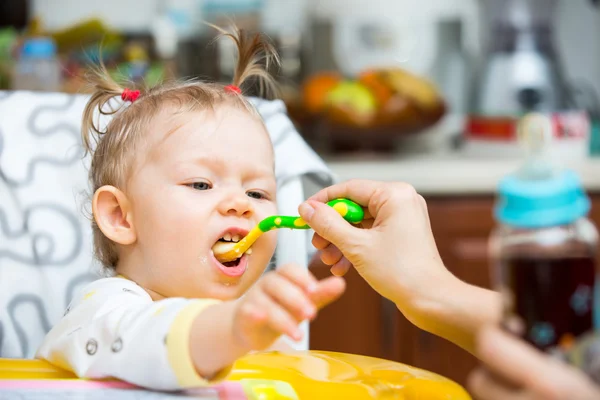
left=491, top=113, right=600, bottom=383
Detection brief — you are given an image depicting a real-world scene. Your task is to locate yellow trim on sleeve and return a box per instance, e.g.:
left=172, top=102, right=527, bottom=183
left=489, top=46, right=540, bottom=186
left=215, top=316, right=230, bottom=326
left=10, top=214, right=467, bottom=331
left=166, top=300, right=232, bottom=387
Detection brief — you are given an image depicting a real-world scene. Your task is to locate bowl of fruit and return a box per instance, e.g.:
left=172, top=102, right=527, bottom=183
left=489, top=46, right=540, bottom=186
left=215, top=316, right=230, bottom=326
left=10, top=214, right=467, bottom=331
left=290, top=67, right=446, bottom=153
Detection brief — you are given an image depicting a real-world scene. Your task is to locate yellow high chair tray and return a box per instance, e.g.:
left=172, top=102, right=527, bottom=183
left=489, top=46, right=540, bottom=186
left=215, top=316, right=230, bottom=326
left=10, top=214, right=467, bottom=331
left=0, top=351, right=470, bottom=399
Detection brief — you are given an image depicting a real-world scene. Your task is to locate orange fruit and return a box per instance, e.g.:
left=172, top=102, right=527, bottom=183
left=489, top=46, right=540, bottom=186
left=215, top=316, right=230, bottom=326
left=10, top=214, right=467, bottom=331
left=302, top=72, right=342, bottom=114
left=358, top=70, right=394, bottom=107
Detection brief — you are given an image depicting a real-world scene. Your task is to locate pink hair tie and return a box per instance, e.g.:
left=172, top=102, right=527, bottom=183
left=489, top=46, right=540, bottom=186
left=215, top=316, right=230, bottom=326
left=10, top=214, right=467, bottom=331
left=121, top=88, right=140, bottom=103
left=224, top=84, right=242, bottom=94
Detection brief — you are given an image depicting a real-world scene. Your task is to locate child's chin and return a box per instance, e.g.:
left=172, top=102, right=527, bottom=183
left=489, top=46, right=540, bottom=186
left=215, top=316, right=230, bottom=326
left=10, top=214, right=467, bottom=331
left=206, top=283, right=249, bottom=301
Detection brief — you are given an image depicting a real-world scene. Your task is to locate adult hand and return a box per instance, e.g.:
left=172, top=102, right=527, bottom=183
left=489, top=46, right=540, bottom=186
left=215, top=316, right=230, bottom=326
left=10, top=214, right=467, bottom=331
left=468, top=326, right=600, bottom=400
left=299, top=179, right=444, bottom=305
left=298, top=179, right=501, bottom=354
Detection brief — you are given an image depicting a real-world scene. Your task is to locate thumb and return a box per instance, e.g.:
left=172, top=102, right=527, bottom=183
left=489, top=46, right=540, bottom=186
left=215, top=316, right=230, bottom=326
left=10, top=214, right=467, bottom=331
left=299, top=200, right=359, bottom=250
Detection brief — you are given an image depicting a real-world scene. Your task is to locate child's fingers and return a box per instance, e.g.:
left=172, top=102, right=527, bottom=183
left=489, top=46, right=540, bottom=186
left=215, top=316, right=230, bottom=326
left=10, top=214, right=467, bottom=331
left=330, top=257, right=352, bottom=277
left=320, top=243, right=343, bottom=266
left=262, top=272, right=316, bottom=320
left=237, top=298, right=268, bottom=325
left=261, top=295, right=303, bottom=341
left=277, top=263, right=318, bottom=294
left=311, top=276, right=346, bottom=310
left=245, top=289, right=301, bottom=340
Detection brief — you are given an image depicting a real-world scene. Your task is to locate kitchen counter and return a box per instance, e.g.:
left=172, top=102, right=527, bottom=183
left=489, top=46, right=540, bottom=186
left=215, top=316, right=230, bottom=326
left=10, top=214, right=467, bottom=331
left=325, top=154, right=600, bottom=195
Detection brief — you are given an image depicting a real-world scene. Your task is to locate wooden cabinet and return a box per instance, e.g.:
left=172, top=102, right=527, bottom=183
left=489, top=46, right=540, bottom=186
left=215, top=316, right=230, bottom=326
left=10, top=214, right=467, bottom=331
left=408, top=197, right=495, bottom=385
left=309, top=193, right=600, bottom=388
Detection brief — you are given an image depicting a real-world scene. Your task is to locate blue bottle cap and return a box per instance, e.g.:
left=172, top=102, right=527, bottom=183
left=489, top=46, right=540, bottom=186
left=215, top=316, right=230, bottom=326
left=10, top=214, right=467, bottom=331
left=495, top=169, right=590, bottom=229
left=22, top=37, right=56, bottom=59
left=495, top=113, right=591, bottom=228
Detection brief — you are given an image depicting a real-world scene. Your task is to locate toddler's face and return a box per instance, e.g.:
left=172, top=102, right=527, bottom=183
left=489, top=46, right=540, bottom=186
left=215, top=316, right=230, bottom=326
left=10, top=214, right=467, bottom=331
left=124, top=105, right=277, bottom=300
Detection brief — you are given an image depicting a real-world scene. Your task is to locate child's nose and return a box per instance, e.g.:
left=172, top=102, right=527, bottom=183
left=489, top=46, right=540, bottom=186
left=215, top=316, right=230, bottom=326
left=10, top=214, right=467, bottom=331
left=219, top=192, right=252, bottom=217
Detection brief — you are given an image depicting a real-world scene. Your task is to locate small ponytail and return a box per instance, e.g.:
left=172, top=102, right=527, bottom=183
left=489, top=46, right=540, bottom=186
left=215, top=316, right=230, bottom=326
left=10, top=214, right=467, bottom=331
left=81, top=65, right=132, bottom=156
left=210, top=24, right=280, bottom=98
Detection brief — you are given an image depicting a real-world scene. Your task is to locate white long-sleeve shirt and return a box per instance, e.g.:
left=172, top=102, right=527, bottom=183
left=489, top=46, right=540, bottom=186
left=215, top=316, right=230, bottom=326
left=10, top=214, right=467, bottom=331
left=36, top=276, right=231, bottom=390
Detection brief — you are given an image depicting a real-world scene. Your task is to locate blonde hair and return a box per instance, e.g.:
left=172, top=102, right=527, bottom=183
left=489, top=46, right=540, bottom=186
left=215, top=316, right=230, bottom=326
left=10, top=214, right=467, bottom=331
left=82, top=26, right=280, bottom=269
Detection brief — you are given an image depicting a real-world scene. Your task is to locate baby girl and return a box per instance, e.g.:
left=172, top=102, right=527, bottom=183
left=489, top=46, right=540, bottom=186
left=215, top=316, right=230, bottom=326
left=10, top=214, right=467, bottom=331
left=36, top=27, right=345, bottom=390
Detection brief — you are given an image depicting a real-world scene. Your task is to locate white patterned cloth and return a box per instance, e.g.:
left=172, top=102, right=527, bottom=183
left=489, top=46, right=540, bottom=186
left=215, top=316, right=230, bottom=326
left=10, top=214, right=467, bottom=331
left=0, top=91, right=334, bottom=359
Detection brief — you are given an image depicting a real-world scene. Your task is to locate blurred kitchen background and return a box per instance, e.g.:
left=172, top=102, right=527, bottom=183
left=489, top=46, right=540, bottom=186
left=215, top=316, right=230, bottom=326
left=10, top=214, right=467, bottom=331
left=3, top=0, right=600, bottom=387
left=3, top=0, right=600, bottom=160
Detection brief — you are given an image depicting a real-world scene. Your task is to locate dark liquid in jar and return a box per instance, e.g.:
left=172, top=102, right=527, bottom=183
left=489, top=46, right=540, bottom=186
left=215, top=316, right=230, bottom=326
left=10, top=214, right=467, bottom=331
left=502, top=255, right=596, bottom=350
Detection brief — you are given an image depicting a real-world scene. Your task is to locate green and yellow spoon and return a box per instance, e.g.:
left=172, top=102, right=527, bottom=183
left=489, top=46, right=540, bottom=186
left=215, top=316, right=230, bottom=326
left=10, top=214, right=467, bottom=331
left=213, top=198, right=364, bottom=262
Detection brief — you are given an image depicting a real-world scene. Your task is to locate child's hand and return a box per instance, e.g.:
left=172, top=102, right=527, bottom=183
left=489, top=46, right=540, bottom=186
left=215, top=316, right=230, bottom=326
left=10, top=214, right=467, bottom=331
left=232, top=263, right=345, bottom=350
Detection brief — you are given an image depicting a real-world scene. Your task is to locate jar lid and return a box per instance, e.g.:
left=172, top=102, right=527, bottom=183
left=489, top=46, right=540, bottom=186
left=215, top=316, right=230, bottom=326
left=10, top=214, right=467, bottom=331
left=495, top=169, right=590, bottom=228
left=22, top=37, right=56, bottom=59
left=495, top=113, right=590, bottom=228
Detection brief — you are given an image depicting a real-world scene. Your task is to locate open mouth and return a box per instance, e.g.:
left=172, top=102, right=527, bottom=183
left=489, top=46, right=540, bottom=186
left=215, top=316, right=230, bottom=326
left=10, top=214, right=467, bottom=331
left=212, top=231, right=252, bottom=268
left=221, top=256, right=241, bottom=268
left=210, top=229, right=250, bottom=278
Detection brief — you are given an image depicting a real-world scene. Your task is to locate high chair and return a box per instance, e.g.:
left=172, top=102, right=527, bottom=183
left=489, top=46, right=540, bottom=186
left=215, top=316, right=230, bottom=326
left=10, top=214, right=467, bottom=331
left=0, top=91, right=471, bottom=399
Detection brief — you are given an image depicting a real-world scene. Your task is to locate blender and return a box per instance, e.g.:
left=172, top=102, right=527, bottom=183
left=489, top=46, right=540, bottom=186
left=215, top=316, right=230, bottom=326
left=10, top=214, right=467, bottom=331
left=465, top=0, right=592, bottom=158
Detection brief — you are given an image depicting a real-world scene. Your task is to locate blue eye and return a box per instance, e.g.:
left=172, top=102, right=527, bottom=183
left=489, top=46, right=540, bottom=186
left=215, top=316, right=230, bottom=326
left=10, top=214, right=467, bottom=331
left=190, top=181, right=212, bottom=191
left=247, top=191, right=266, bottom=200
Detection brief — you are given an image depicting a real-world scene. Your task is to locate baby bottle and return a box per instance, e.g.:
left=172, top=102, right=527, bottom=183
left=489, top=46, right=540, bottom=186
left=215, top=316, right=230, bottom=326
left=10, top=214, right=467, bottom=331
left=491, top=113, right=600, bottom=383
left=12, top=37, right=61, bottom=91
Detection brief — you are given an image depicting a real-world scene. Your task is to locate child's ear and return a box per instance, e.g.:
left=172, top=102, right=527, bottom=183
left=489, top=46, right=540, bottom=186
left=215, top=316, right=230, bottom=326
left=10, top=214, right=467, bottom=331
left=92, top=185, right=136, bottom=245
